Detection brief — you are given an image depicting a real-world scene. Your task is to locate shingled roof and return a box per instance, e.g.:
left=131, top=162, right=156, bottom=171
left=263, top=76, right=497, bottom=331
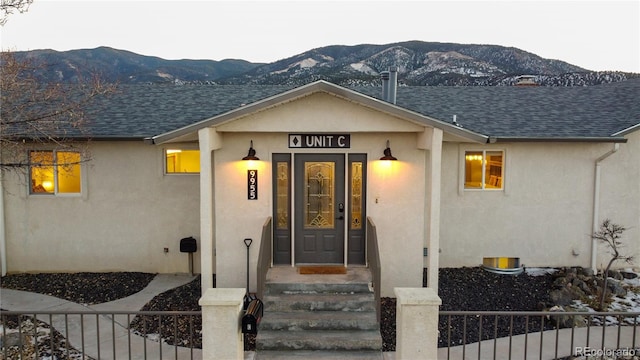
left=85, top=79, right=640, bottom=142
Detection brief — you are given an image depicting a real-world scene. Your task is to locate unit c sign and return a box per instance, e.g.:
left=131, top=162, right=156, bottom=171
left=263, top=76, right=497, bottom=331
left=289, top=134, right=351, bottom=148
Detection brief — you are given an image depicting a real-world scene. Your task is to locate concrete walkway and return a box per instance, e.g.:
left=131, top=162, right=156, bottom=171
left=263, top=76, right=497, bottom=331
left=437, top=325, right=639, bottom=359
left=1, top=273, right=204, bottom=359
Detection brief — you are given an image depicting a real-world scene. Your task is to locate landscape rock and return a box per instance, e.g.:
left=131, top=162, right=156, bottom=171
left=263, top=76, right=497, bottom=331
left=547, top=306, right=588, bottom=328
left=550, top=287, right=578, bottom=306
left=607, top=279, right=628, bottom=297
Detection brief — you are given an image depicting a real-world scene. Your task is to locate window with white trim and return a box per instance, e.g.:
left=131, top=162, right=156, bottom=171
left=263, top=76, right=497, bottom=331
left=30, top=150, right=82, bottom=195
left=165, top=149, right=200, bottom=174
left=464, top=150, right=504, bottom=190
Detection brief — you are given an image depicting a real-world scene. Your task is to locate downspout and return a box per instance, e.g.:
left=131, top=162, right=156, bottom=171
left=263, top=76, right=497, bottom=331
left=591, top=143, right=620, bottom=274
left=0, top=168, right=6, bottom=276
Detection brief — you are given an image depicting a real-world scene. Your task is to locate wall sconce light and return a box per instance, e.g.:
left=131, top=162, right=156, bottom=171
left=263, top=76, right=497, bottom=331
left=242, top=140, right=259, bottom=161
left=380, top=140, right=397, bottom=161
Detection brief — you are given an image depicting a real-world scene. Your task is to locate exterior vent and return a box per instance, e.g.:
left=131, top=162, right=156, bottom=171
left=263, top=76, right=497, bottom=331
left=482, top=257, right=523, bottom=275
left=380, top=66, right=398, bottom=104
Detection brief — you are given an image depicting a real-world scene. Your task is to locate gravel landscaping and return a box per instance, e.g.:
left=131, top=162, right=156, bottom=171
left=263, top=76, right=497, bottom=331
left=2, top=267, right=563, bottom=352
left=0, top=272, right=156, bottom=305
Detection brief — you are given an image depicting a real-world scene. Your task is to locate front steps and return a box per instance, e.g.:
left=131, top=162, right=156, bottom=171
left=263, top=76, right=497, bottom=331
left=256, top=267, right=383, bottom=359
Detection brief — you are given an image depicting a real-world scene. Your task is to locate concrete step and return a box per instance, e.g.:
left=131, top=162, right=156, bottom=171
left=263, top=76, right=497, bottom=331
left=263, top=293, right=376, bottom=312
left=259, top=311, right=379, bottom=331
left=265, top=282, right=371, bottom=295
left=256, top=350, right=384, bottom=360
left=256, top=267, right=382, bottom=356
left=256, top=329, right=383, bottom=351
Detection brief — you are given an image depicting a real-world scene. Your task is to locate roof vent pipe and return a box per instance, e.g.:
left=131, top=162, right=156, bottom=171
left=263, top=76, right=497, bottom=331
left=388, top=66, right=398, bottom=104
left=381, top=71, right=390, bottom=102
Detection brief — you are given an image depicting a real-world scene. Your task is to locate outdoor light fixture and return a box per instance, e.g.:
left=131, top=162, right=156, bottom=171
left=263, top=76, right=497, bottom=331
left=379, top=140, right=397, bottom=161
left=242, top=140, right=259, bottom=161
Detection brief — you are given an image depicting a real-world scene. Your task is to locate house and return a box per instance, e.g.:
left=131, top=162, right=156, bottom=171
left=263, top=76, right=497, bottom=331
left=2, top=77, right=639, bottom=297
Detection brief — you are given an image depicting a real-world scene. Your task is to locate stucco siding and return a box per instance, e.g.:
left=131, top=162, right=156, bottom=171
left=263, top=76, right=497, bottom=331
left=439, top=141, right=636, bottom=269
left=598, top=131, right=640, bottom=270
left=4, top=141, right=200, bottom=274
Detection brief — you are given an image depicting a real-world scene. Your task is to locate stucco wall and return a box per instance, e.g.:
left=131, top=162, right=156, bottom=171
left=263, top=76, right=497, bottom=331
left=4, top=141, right=200, bottom=274
left=598, top=131, right=640, bottom=270
left=439, top=140, right=640, bottom=270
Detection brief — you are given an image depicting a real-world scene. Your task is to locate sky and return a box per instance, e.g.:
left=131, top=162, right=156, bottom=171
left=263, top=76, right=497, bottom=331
left=1, top=0, right=639, bottom=73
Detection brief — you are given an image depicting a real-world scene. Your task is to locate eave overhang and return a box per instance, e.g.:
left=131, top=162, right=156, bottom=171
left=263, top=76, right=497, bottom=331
left=488, top=136, right=628, bottom=143
left=612, top=122, right=640, bottom=137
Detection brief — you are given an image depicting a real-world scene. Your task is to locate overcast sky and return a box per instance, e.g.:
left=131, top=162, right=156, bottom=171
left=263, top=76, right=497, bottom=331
left=1, top=0, right=638, bottom=72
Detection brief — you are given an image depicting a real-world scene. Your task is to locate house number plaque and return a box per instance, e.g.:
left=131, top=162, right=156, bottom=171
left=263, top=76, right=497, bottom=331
left=248, top=170, right=258, bottom=200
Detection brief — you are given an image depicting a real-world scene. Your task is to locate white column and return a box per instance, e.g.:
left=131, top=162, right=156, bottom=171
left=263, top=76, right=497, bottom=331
left=418, top=127, right=443, bottom=292
left=198, top=128, right=222, bottom=294
left=395, top=287, right=442, bottom=360
left=199, top=288, right=245, bottom=360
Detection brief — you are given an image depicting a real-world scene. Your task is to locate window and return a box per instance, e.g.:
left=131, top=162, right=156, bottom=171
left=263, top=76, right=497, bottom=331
left=165, top=149, right=200, bottom=174
left=350, top=161, right=363, bottom=230
left=464, top=150, right=504, bottom=190
left=30, top=151, right=82, bottom=195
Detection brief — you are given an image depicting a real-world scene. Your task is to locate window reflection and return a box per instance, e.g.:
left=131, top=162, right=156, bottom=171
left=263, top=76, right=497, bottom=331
left=166, top=149, right=200, bottom=173
left=464, top=150, right=503, bottom=190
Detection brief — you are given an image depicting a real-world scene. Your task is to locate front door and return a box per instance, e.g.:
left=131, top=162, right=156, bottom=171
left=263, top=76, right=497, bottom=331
left=294, top=154, right=345, bottom=264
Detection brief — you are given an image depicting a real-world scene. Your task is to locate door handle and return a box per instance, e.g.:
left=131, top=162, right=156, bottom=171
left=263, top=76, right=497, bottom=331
left=336, top=215, right=344, bottom=220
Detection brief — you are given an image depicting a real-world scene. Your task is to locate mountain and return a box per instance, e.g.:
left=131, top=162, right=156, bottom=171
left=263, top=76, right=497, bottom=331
left=10, top=42, right=637, bottom=86
left=218, top=41, right=590, bottom=86
left=13, top=46, right=262, bottom=84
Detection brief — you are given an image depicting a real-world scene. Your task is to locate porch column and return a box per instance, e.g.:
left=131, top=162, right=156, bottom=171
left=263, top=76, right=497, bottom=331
left=418, top=127, right=443, bottom=292
left=395, top=287, right=442, bottom=360
left=199, top=128, right=222, bottom=295
left=199, top=288, right=245, bottom=360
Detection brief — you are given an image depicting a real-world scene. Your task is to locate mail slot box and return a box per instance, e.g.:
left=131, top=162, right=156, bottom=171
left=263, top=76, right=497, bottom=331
left=180, top=237, right=197, bottom=253
left=242, top=299, right=263, bottom=334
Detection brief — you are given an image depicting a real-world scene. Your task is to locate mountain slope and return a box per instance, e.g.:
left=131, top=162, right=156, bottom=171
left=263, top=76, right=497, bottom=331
left=15, top=46, right=262, bottom=83
left=9, top=42, right=636, bottom=86
left=217, top=41, right=588, bottom=85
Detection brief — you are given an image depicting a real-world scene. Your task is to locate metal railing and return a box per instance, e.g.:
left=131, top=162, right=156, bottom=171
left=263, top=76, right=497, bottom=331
left=366, top=216, right=382, bottom=323
left=3, top=306, right=639, bottom=359
left=256, top=216, right=272, bottom=300
left=438, top=310, right=640, bottom=359
left=1, top=310, right=202, bottom=360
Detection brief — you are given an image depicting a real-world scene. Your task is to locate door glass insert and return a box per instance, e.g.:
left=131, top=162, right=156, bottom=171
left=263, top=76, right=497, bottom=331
left=276, top=161, right=289, bottom=229
left=304, top=162, right=335, bottom=229
left=351, top=162, right=363, bottom=229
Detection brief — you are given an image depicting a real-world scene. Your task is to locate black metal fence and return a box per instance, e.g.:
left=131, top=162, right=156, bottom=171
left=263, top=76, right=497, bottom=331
left=439, top=311, right=640, bottom=359
left=3, top=308, right=639, bottom=359
left=1, top=310, right=201, bottom=360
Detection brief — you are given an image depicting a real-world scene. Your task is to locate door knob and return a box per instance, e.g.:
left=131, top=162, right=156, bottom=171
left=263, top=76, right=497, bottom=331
left=336, top=215, right=344, bottom=220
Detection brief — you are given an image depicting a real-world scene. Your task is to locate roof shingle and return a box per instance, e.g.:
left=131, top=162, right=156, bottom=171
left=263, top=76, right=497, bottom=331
left=85, top=80, right=640, bottom=141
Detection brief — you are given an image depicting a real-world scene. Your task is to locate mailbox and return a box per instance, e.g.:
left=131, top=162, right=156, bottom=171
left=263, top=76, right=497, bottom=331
left=241, top=299, right=263, bottom=334
left=180, top=237, right=197, bottom=253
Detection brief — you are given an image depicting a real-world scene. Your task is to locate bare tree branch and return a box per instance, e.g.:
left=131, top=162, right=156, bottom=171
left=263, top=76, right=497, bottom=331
left=593, top=219, right=634, bottom=310
left=1, top=50, right=116, bottom=172
left=0, top=0, right=33, bottom=25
